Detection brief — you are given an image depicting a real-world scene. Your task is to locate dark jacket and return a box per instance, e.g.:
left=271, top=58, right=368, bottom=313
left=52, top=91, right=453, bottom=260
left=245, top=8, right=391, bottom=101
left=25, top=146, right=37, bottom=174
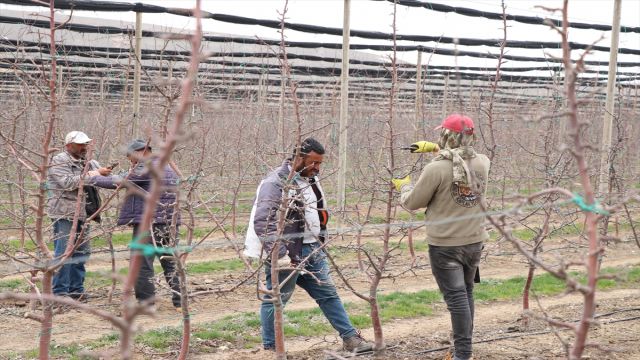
left=252, top=161, right=328, bottom=263
left=116, top=157, right=180, bottom=226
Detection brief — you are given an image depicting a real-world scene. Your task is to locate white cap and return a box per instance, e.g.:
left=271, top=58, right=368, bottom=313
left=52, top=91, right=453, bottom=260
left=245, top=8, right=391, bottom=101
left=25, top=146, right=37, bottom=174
left=64, top=131, right=92, bottom=145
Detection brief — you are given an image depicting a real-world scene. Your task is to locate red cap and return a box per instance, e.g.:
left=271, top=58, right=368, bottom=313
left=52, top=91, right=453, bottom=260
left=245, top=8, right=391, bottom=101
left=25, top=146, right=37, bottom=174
left=434, top=114, right=474, bottom=134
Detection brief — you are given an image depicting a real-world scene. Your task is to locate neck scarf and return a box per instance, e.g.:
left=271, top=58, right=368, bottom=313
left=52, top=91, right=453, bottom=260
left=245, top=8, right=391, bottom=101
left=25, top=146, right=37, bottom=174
left=433, top=129, right=477, bottom=186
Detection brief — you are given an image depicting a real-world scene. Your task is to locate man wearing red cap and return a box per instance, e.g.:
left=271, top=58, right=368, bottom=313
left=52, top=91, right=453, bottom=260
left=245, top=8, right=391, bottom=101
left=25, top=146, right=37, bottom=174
left=393, top=114, right=490, bottom=360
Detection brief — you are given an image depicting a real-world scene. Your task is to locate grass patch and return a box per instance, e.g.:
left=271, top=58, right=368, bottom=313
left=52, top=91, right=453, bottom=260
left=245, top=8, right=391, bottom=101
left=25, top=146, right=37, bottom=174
left=343, top=240, right=429, bottom=256
left=511, top=228, right=537, bottom=241
left=0, top=278, right=24, bottom=292
left=475, top=273, right=566, bottom=301
left=92, top=232, right=131, bottom=248
left=395, top=212, right=425, bottom=222
left=396, top=240, right=429, bottom=252
left=284, top=308, right=333, bottom=336
left=222, top=224, right=248, bottom=235
left=377, top=290, right=439, bottom=320
left=137, top=327, right=182, bottom=351
left=22, top=334, right=119, bottom=360
left=5, top=239, right=50, bottom=252
left=84, top=267, right=129, bottom=288
left=193, top=312, right=262, bottom=347
left=82, top=259, right=245, bottom=289
left=476, top=265, right=640, bottom=301
left=187, top=258, right=246, bottom=273
left=369, top=216, right=386, bottom=224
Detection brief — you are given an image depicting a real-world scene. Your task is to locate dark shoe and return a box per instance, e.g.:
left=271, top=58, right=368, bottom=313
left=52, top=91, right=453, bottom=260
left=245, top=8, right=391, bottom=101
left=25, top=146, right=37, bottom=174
left=137, top=297, right=156, bottom=307
left=343, top=333, right=374, bottom=353
left=69, top=293, right=89, bottom=303
left=447, top=352, right=473, bottom=360
left=263, top=345, right=275, bottom=351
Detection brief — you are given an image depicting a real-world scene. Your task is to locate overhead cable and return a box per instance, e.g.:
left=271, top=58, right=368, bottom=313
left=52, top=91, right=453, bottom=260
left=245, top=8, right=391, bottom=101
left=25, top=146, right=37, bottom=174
left=2, top=17, right=640, bottom=68
left=374, top=0, right=640, bottom=33
left=1, top=1, right=639, bottom=54
left=6, top=39, right=639, bottom=76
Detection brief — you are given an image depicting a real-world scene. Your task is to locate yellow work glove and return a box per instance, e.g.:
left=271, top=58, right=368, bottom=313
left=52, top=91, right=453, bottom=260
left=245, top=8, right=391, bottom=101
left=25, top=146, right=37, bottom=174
left=392, top=175, right=411, bottom=192
left=409, top=141, right=440, bottom=153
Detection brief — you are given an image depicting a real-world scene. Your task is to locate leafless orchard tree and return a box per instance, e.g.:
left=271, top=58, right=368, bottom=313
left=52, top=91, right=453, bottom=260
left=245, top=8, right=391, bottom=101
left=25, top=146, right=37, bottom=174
left=484, top=2, right=636, bottom=358
left=250, top=1, right=318, bottom=358
left=118, top=2, right=204, bottom=358
left=0, top=0, right=638, bottom=359
left=0, top=1, right=204, bottom=359
left=324, top=2, right=422, bottom=351
left=0, top=3, right=96, bottom=359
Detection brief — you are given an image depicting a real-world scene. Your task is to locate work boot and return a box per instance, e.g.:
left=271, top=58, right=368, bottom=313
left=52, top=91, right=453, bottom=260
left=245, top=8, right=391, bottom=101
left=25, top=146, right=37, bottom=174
left=69, top=292, right=89, bottom=303
left=343, top=333, right=374, bottom=353
left=446, top=352, right=473, bottom=360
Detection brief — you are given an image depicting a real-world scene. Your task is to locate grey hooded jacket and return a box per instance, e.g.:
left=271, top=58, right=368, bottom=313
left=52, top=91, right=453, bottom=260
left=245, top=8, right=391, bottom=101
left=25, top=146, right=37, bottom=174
left=46, top=151, right=117, bottom=221
left=252, top=160, right=328, bottom=263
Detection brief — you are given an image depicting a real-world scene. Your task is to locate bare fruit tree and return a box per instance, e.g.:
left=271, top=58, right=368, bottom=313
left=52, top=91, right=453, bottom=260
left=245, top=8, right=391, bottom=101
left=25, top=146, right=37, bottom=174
left=484, top=1, right=630, bottom=358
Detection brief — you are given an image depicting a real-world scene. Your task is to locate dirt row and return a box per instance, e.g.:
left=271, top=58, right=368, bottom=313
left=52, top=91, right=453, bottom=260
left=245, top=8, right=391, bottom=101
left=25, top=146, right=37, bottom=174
left=198, top=288, right=640, bottom=360
left=2, top=238, right=639, bottom=357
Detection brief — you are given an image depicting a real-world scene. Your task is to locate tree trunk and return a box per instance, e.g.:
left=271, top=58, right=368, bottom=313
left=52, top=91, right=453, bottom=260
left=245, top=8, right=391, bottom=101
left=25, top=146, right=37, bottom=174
left=369, top=296, right=385, bottom=350
left=39, top=271, right=53, bottom=360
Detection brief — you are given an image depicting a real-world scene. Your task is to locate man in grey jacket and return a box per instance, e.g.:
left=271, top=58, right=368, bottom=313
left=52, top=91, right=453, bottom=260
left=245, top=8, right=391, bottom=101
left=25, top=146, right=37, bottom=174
left=251, top=138, right=373, bottom=353
left=47, top=131, right=118, bottom=301
left=394, top=114, right=489, bottom=360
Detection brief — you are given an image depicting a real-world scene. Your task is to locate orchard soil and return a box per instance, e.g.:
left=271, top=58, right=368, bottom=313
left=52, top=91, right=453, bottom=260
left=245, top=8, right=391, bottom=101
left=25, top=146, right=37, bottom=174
left=1, top=233, right=639, bottom=360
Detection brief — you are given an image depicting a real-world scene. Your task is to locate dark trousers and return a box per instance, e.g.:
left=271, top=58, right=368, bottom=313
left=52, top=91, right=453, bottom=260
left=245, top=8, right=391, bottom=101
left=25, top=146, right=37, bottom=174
left=429, top=242, right=483, bottom=360
left=132, top=224, right=182, bottom=307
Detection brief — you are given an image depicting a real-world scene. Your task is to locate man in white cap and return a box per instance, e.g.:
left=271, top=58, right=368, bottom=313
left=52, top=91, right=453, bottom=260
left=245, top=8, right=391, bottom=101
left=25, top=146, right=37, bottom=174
left=47, top=131, right=119, bottom=301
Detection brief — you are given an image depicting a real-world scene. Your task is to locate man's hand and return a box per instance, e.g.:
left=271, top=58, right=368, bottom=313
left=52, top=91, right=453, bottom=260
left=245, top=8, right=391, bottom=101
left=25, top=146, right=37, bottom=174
left=97, top=167, right=112, bottom=176
left=276, top=254, right=292, bottom=268
left=409, top=141, right=440, bottom=153
left=392, top=175, right=411, bottom=192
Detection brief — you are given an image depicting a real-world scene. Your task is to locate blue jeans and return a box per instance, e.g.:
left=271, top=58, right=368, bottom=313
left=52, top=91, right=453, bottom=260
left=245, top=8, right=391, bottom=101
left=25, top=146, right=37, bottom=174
left=429, top=242, right=483, bottom=360
left=260, top=242, right=357, bottom=348
left=52, top=219, right=91, bottom=296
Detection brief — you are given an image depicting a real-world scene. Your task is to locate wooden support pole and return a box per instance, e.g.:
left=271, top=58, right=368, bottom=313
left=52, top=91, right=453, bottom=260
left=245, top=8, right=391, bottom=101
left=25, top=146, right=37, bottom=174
left=132, top=12, right=142, bottom=136
left=415, top=50, right=422, bottom=131
left=57, top=65, right=63, bottom=96
left=597, top=0, right=621, bottom=197
left=337, top=0, right=351, bottom=213
left=167, top=64, right=173, bottom=94
left=441, top=73, right=449, bottom=118
left=99, top=77, right=105, bottom=102
left=277, top=77, right=285, bottom=152
left=258, top=72, right=266, bottom=104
